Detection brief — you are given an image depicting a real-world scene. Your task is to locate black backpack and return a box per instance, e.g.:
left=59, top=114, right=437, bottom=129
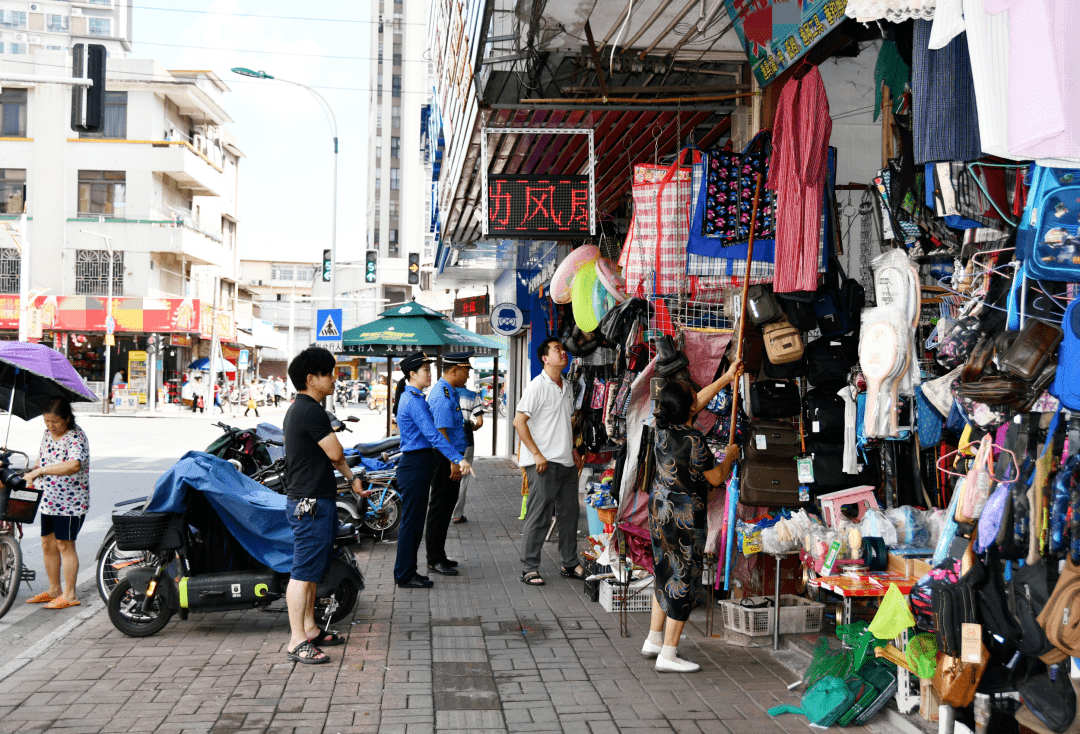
left=1017, top=663, right=1077, bottom=734
left=805, top=334, right=859, bottom=387
left=747, top=380, right=801, bottom=420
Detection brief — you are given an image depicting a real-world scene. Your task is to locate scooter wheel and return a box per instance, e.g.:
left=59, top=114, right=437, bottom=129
left=107, top=578, right=174, bottom=637
left=316, top=577, right=359, bottom=625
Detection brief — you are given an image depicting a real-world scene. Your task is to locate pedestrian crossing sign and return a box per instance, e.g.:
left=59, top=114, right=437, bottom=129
left=316, top=308, right=343, bottom=352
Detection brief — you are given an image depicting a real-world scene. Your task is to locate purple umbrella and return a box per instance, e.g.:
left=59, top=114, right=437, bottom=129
left=0, top=342, right=98, bottom=425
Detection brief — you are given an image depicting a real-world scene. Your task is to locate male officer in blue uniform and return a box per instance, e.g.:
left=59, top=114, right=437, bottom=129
left=425, top=351, right=474, bottom=576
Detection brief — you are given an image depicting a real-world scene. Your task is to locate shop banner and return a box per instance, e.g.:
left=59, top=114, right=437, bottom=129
left=722, top=0, right=848, bottom=87
left=200, top=306, right=236, bottom=343
left=0, top=295, right=203, bottom=333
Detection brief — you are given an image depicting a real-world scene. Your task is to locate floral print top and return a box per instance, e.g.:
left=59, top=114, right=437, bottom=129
left=37, top=426, right=90, bottom=516
left=653, top=423, right=715, bottom=502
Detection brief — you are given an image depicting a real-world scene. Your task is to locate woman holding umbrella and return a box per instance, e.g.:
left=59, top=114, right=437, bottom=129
left=23, top=397, right=90, bottom=609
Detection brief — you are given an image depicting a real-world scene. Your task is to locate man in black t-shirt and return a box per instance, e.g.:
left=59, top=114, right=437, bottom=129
left=282, top=347, right=370, bottom=665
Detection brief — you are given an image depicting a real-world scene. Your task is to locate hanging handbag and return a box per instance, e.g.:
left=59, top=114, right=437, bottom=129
left=932, top=645, right=990, bottom=708
left=621, top=153, right=694, bottom=296
left=762, top=318, right=804, bottom=365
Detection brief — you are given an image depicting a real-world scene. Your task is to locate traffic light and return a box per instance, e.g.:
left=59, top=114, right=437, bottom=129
left=407, top=253, right=420, bottom=285
left=365, top=250, right=378, bottom=284
left=71, top=44, right=106, bottom=133
left=321, top=249, right=332, bottom=282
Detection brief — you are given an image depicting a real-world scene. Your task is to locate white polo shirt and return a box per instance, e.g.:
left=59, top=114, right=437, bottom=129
left=516, top=370, right=574, bottom=469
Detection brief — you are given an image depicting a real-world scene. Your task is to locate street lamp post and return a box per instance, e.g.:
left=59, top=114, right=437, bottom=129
left=231, top=67, right=339, bottom=309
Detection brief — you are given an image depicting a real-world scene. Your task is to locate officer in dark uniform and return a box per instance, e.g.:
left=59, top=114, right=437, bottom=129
left=425, top=351, right=473, bottom=576
left=393, top=351, right=471, bottom=588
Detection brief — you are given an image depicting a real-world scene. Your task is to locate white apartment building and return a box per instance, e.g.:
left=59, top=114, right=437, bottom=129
left=0, top=51, right=246, bottom=405
left=0, top=0, right=132, bottom=57
left=239, top=258, right=316, bottom=379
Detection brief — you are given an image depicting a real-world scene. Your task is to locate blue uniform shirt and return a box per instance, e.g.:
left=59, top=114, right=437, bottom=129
left=397, top=385, right=464, bottom=463
left=427, top=378, right=468, bottom=455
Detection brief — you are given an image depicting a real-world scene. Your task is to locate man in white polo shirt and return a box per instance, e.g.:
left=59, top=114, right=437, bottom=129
left=513, top=336, right=584, bottom=586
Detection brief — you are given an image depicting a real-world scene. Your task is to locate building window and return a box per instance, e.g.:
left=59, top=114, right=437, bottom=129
left=77, top=170, right=125, bottom=218
left=86, top=0, right=113, bottom=5
left=75, top=249, right=123, bottom=296
left=378, top=41, right=383, bottom=63
left=46, top=14, right=69, bottom=31
left=0, top=170, right=26, bottom=214
left=375, top=135, right=382, bottom=158
left=392, top=75, right=401, bottom=98
left=377, top=104, right=382, bottom=127
left=375, top=172, right=381, bottom=191
left=88, top=18, right=111, bottom=36
left=385, top=286, right=406, bottom=306
left=377, top=79, right=383, bottom=96
left=393, top=43, right=401, bottom=65
left=0, top=248, right=20, bottom=293
left=388, top=229, right=399, bottom=258
left=1, top=90, right=27, bottom=138
left=3, top=44, right=27, bottom=55
left=390, top=168, right=400, bottom=190
left=390, top=136, right=400, bottom=159
left=393, top=13, right=402, bottom=32
left=0, top=11, right=27, bottom=29
left=392, top=106, right=400, bottom=129
left=389, top=199, right=399, bottom=218
left=373, top=229, right=380, bottom=245
left=272, top=263, right=295, bottom=282
left=79, top=91, right=126, bottom=139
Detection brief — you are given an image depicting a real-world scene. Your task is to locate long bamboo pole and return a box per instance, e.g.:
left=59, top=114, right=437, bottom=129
left=727, top=173, right=764, bottom=446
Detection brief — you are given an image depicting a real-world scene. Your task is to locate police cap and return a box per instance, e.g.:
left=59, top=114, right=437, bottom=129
left=399, top=351, right=435, bottom=374
left=443, top=350, right=475, bottom=368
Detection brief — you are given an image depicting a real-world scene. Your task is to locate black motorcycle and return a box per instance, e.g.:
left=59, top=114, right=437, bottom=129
left=106, top=464, right=363, bottom=638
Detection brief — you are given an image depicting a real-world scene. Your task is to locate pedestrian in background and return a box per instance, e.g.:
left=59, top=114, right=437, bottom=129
left=191, top=375, right=205, bottom=413
left=425, top=351, right=474, bottom=575
left=393, top=352, right=471, bottom=589
left=273, top=378, right=283, bottom=407
left=23, top=397, right=90, bottom=609
left=282, top=347, right=369, bottom=664
left=514, top=337, right=583, bottom=587
left=451, top=381, right=484, bottom=525
left=245, top=382, right=260, bottom=417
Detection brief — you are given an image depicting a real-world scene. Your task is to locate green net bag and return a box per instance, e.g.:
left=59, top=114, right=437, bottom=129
left=868, top=583, right=916, bottom=640
left=803, top=638, right=855, bottom=688
left=905, top=632, right=938, bottom=679
left=836, top=621, right=889, bottom=672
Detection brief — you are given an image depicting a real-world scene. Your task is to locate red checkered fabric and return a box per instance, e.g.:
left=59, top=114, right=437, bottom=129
left=622, top=163, right=692, bottom=296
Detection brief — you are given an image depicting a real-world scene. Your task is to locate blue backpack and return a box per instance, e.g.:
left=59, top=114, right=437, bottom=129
left=1051, top=298, right=1080, bottom=410
left=1020, top=166, right=1080, bottom=282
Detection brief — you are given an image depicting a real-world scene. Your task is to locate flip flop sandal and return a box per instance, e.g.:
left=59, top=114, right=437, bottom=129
left=309, top=630, right=344, bottom=647
left=43, top=598, right=81, bottom=609
left=520, top=571, right=546, bottom=586
left=286, top=640, right=329, bottom=665
left=27, top=592, right=55, bottom=604
left=560, top=566, right=585, bottom=580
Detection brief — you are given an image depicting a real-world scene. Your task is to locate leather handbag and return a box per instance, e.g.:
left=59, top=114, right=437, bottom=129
left=1000, top=318, right=1064, bottom=381
left=762, top=318, right=804, bottom=365
left=932, top=646, right=990, bottom=708
left=1038, top=555, right=1080, bottom=663
left=747, top=284, right=783, bottom=325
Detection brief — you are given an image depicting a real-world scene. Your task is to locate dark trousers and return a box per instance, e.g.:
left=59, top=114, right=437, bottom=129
left=426, top=453, right=461, bottom=565
left=394, top=449, right=434, bottom=584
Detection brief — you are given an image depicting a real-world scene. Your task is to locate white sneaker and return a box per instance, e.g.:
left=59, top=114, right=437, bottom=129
left=641, top=639, right=663, bottom=658
left=655, top=654, right=701, bottom=673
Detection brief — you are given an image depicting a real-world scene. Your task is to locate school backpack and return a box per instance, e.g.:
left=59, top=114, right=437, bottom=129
left=1021, top=166, right=1080, bottom=282
left=1052, top=298, right=1080, bottom=410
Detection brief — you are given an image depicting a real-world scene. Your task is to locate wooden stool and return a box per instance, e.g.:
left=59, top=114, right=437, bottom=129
left=818, top=486, right=880, bottom=527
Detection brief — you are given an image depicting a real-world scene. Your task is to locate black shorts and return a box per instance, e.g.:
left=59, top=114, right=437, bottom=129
left=41, top=514, right=85, bottom=541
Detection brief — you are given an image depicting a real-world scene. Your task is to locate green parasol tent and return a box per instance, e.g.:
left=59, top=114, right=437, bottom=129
left=339, top=301, right=506, bottom=442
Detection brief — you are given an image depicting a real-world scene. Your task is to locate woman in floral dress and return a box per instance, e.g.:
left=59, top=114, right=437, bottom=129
left=644, top=364, right=740, bottom=673
left=23, top=397, right=90, bottom=609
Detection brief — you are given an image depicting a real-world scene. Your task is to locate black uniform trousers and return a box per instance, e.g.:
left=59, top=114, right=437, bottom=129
left=426, top=452, right=460, bottom=565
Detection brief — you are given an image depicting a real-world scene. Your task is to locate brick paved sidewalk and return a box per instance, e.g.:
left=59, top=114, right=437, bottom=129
left=0, top=458, right=872, bottom=734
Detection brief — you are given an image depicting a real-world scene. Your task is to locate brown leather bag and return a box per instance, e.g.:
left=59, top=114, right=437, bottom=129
left=932, top=645, right=990, bottom=708
left=1038, top=555, right=1080, bottom=664
left=1001, top=318, right=1064, bottom=380
left=762, top=318, right=804, bottom=365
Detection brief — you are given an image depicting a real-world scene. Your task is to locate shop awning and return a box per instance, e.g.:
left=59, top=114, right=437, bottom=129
left=189, top=357, right=236, bottom=374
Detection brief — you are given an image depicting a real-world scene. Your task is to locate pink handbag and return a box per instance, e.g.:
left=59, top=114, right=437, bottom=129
left=621, top=153, right=694, bottom=296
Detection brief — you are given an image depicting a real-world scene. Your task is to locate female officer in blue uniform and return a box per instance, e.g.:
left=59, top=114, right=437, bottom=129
left=393, top=352, right=472, bottom=588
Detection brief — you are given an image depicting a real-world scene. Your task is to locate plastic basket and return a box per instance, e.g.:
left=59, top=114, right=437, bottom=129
left=853, top=658, right=898, bottom=725
left=717, top=594, right=826, bottom=637
left=113, top=510, right=171, bottom=551
left=599, top=579, right=653, bottom=613
left=0, top=485, right=42, bottom=524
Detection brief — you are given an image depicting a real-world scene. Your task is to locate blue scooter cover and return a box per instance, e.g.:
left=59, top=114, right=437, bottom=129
left=146, top=451, right=293, bottom=573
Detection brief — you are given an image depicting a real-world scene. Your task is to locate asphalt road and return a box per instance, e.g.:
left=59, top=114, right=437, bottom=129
left=0, top=398, right=511, bottom=640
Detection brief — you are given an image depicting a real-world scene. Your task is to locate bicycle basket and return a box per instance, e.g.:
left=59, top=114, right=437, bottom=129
left=0, top=484, right=42, bottom=524
left=113, top=510, right=172, bottom=551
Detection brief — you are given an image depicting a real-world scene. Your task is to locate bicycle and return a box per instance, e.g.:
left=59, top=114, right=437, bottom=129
left=0, top=449, right=38, bottom=620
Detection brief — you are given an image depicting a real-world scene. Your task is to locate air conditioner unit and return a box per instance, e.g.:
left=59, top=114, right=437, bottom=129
left=29, top=4, right=39, bottom=11
left=166, top=125, right=178, bottom=141
left=71, top=8, right=82, bottom=15
left=29, top=36, right=40, bottom=44
left=15, top=33, right=26, bottom=42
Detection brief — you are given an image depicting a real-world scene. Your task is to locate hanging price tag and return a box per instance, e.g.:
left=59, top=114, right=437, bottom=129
left=797, top=455, right=815, bottom=483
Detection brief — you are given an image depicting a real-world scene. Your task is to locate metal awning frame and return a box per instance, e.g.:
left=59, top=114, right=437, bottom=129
left=480, top=127, right=595, bottom=238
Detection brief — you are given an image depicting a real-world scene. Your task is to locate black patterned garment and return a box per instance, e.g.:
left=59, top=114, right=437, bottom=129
left=648, top=423, right=714, bottom=622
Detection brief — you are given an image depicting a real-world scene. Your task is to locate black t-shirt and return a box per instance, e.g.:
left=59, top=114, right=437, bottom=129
left=283, top=394, right=336, bottom=500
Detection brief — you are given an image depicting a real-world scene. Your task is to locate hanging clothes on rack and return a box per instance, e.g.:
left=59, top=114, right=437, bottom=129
left=768, top=65, right=832, bottom=294
left=911, top=19, right=983, bottom=165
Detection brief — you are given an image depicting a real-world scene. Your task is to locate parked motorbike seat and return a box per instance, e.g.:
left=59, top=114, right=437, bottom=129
left=353, top=436, right=401, bottom=457
left=345, top=455, right=363, bottom=468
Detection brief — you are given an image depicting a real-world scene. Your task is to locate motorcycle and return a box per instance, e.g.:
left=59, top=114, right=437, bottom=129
left=106, top=451, right=363, bottom=638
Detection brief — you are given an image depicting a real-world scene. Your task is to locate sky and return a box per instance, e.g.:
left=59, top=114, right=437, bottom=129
left=129, top=0, right=374, bottom=265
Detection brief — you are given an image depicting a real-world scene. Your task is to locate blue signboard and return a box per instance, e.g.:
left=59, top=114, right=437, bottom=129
left=315, top=308, right=343, bottom=351
left=722, top=0, right=849, bottom=87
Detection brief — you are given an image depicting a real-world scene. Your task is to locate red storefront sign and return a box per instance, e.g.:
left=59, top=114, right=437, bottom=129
left=0, top=295, right=202, bottom=333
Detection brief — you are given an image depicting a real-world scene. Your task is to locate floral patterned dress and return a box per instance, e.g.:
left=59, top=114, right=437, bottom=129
left=648, top=423, right=714, bottom=622
left=37, top=426, right=90, bottom=517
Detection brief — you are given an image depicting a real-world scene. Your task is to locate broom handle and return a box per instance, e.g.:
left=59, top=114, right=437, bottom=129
left=727, top=173, right=764, bottom=449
